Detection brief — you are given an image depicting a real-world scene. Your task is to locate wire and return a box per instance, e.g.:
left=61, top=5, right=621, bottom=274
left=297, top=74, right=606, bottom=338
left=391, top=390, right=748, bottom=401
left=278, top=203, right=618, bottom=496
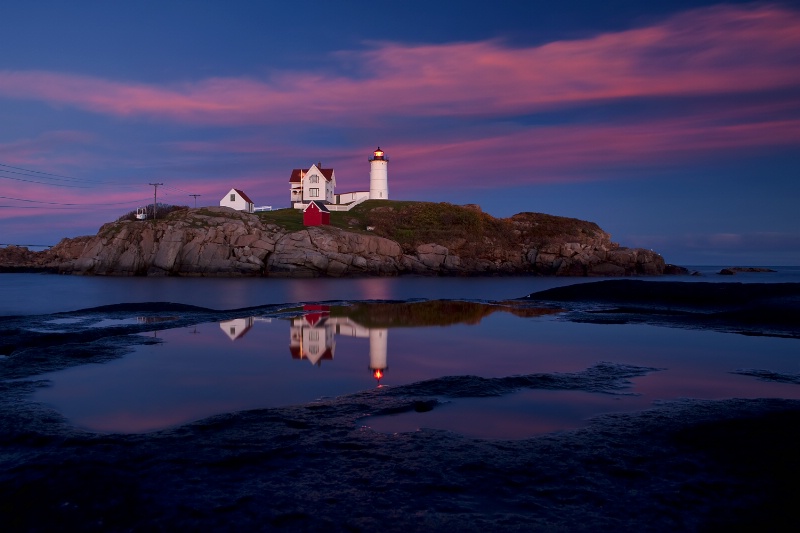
left=0, top=205, right=125, bottom=210
left=0, top=161, right=199, bottom=204
left=0, top=163, right=101, bottom=184
left=0, top=171, right=96, bottom=189
left=0, top=169, right=145, bottom=190
left=161, top=183, right=193, bottom=194
left=0, top=195, right=152, bottom=207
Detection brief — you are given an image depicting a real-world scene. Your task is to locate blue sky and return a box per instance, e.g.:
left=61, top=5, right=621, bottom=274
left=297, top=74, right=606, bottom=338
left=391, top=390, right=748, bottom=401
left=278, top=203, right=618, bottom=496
left=1, top=1, right=799, bottom=265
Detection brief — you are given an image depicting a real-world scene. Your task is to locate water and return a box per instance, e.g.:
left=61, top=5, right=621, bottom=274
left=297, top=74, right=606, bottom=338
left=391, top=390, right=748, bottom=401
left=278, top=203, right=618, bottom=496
left=27, top=300, right=800, bottom=438
left=4, top=269, right=799, bottom=439
left=0, top=274, right=576, bottom=316
left=3, top=266, right=800, bottom=316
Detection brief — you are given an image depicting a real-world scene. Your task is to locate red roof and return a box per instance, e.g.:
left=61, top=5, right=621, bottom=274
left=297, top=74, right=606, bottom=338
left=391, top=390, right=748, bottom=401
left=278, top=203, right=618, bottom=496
left=289, top=166, right=334, bottom=183
left=233, top=189, right=254, bottom=203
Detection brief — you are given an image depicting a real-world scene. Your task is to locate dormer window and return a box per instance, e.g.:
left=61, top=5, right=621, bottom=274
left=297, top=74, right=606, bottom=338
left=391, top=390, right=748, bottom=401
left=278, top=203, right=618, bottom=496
left=309, top=175, right=319, bottom=183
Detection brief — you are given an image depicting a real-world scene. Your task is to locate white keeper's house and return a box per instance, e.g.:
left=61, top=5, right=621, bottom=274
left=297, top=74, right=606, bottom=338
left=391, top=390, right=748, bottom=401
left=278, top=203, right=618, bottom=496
left=289, top=163, right=336, bottom=206
left=290, top=147, right=389, bottom=212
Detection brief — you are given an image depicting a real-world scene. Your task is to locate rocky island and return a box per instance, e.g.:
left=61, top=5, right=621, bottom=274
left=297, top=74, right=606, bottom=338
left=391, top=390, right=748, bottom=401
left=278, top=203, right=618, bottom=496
left=1, top=201, right=668, bottom=277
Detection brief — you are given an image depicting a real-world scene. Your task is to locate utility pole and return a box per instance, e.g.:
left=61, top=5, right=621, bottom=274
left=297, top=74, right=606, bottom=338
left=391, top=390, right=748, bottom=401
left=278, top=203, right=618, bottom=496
left=189, top=194, right=201, bottom=208
left=149, top=183, right=163, bottom=220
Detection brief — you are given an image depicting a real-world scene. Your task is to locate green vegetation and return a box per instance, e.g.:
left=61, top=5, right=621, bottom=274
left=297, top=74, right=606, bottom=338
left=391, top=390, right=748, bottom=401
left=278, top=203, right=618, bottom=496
left=509, top=212, right=606, bottom=243
left=117, top=204, right=188, bottom=222
left=256, top=208, right=306, bottom=232
left=328, top=301, right=560, bottom=328
left=363, top=201, right=501, bottom=253
left=257, top=201, right=419, bottom=234
left=260, top=200, right=607, bottom=255
left=118, top=200, right=605, bottom=255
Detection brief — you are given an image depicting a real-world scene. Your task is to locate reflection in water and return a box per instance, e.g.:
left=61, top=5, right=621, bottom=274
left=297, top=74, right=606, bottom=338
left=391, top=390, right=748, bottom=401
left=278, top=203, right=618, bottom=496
left=289, top=305, right=388, bottom=382
left=31, top=299, right=800, bottom=437
left=220, top=317, right=254, bottom=340
left=227, top=302, right=555, bottom=384
left=219, top=317, right=272, bottom=341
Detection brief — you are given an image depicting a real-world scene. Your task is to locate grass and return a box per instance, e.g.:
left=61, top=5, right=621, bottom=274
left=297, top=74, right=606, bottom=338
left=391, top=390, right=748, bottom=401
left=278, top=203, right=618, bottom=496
left=256, top=200, right=420, bottom=234
left=258, top=200, right=608, bottom=255
left=256, top=208, right=306, bottom=232
left=106, top=200, right=609, bottom=257
left=361, top=201, right=515, bottom=254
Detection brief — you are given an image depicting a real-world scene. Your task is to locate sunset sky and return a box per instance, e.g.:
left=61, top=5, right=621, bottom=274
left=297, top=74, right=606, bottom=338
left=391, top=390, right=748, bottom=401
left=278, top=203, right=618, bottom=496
left=1, top=1, right=799, bottom=265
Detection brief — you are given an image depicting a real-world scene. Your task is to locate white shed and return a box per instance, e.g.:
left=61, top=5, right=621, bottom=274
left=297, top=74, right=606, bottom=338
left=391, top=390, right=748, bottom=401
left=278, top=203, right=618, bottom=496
left=220, top=188, right=255, bottom=213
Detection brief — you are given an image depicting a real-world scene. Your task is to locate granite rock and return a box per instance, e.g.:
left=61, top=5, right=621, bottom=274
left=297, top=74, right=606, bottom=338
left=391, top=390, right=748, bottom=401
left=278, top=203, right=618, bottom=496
left=0, top=206, right=669, bottom=277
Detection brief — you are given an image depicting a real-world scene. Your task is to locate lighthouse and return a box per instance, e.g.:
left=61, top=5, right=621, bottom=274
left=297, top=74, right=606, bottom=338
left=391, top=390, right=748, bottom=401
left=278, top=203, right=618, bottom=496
left=369, top=147, right=388, bottom=200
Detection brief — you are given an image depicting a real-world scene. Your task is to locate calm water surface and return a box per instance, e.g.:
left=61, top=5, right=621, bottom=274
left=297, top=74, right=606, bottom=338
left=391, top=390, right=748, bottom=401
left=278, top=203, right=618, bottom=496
left=1, top=274, right=572, bottom=315
left=7, top=269, right=799, bottom=439
left=4, top=266, right=800, bottom=316
left=31, top=299, right=800, bottom=438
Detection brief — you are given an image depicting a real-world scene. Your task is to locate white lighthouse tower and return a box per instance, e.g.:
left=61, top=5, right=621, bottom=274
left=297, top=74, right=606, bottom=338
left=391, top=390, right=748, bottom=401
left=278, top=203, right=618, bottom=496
left=369, top=147, right=389, bottom=200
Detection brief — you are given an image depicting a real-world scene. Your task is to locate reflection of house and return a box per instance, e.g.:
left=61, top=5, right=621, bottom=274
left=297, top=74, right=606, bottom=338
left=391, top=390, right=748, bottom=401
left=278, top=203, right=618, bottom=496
left=290, top=305, right=335, bottom=365
left=219, top=317, right=255, bottom=341
left=220, top=188, right=255, bottom=213
left=290, top=305, right=388, bottom=382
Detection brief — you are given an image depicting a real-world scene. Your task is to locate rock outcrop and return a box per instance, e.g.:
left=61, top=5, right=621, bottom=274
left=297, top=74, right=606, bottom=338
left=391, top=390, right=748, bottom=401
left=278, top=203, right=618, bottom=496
left=0, top=206, right=667, bottom=277
left=719, top=267, right=777, bottom=275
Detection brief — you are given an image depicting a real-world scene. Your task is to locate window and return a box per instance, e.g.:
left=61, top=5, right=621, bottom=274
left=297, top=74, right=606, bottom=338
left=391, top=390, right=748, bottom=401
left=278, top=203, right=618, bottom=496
left=310, top=188, right=319, bottom=197
left=230, top=194, right=236, bottom=201
left=310, top=330, right=319, bottom=341
left=309, top=174, right=319, bottom=183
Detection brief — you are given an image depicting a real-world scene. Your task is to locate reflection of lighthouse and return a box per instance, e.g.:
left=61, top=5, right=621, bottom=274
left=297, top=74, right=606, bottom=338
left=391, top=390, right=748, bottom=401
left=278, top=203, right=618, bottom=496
left=289, top=305, right=389, bottom=384
left=369, top=329, right=388, bottom=383
left=368, top=147, right=388, bottom=200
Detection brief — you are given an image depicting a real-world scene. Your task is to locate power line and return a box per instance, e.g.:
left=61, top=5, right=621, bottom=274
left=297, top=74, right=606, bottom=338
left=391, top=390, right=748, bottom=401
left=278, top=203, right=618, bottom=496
left=162, top=183, right=193, bottom=194
left=0, top=173, right=94, bottom=188
left=0, top=161, right=201, bottom=209
left=0, top=195, right=152, bottom=206
left=0, top=169, right=145, bottom=190
left=0, top=162, right=100, bottom=184
left=0, top=204, right=131, bottom=210
left=0, top=161, right=171, bottom=192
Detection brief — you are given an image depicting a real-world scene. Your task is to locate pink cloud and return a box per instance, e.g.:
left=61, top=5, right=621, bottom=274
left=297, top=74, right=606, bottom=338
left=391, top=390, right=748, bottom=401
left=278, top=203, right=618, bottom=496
left=380, top=108, right=800, bottom=191
left=0, top=4, right=798, bottom=126
left=3, top=3, right=799, bottom=242
left=129, top=96, right=800, bottom=202
left=0, top=130, right=97, bottom=167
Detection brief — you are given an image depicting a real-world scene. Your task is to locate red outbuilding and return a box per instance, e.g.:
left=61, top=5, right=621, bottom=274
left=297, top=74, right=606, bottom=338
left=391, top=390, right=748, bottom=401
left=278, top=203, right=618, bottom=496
left=302, top=200, right=330, bottom=226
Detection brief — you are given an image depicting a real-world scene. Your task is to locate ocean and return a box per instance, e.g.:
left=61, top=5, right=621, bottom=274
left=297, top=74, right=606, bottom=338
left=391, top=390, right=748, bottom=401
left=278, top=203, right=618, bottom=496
left=2, top=269, right=799, bottom=528
left=3, top=265, right=800, bottom=316
left=3, top=267, right=799, bottom=439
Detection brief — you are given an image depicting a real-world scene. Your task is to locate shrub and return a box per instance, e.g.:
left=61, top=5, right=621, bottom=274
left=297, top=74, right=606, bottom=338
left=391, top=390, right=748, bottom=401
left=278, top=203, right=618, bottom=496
left=118, top=204, right=188, bottom=222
